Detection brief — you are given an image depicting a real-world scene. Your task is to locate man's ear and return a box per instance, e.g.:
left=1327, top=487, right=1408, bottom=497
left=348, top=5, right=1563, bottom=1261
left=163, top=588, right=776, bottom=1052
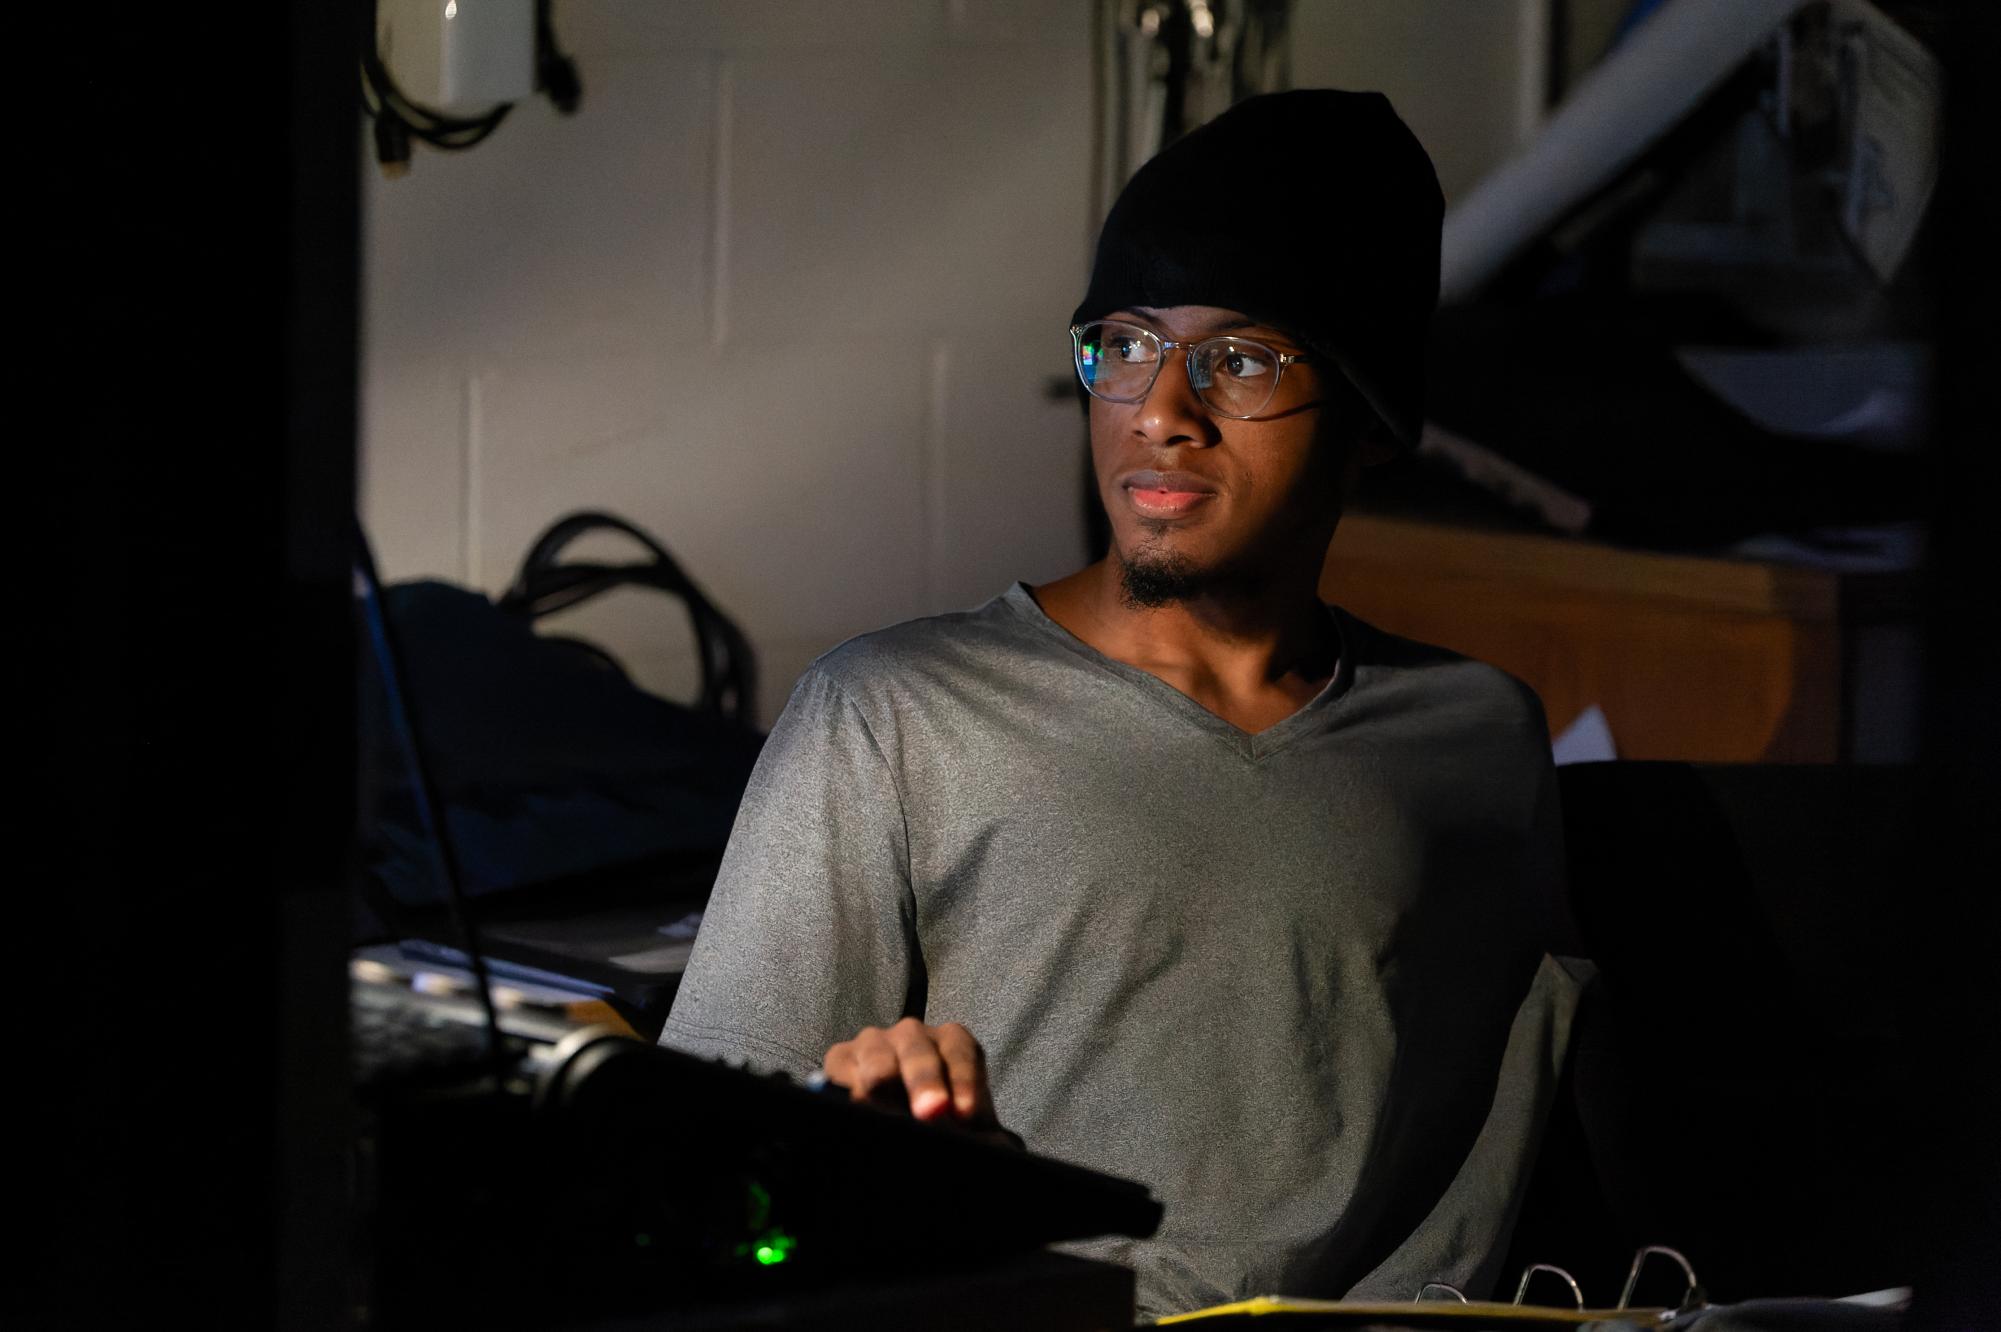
left=1358, top=436, right=1401, bottom=467
left=1352, top=410, right=1405, bottom=467
left=1338, top=423, right=1404, bottom=510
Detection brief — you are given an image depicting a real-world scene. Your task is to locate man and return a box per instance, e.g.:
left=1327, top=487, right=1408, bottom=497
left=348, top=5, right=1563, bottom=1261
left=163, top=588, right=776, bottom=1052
left=662, top=90, right=1578, bottom=1317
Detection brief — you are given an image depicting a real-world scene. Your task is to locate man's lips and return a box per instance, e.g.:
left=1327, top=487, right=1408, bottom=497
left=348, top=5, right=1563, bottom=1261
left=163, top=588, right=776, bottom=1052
left=1121, top=469, right=1217, bottom=519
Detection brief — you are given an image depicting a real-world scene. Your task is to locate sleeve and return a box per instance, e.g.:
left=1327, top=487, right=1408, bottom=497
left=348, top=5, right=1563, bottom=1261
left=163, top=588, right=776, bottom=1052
left=658, top=664, right=919, bottom=1077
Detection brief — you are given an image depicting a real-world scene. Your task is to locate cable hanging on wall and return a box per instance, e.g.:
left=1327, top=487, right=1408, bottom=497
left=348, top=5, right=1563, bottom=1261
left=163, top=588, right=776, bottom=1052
left=362, top=0, right=582, bottom=176
left=1089, top=0, right=1294, bottom=226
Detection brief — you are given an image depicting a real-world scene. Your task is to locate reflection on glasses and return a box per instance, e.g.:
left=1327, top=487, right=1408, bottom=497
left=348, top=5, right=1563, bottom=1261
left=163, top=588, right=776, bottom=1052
left=1070, top=319, right=1310, bottom=420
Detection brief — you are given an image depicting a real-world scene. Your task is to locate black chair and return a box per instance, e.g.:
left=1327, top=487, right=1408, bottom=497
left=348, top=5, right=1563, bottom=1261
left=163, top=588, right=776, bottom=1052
left=1505, top=761, right=1924, bottom=1304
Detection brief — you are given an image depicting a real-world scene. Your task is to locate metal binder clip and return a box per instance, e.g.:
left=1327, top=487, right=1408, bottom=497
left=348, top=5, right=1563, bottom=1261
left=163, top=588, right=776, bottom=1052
left=1619, top=1245, right=1705, bottom=1312
left=1514, top=1263, right=1585, bottom=1310
left=1415, top=1282, right=1469, bottom=1303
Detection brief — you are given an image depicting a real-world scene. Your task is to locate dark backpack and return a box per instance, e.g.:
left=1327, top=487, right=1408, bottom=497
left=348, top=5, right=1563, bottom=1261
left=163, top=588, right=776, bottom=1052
left=361, top=512, right=764, bottom=915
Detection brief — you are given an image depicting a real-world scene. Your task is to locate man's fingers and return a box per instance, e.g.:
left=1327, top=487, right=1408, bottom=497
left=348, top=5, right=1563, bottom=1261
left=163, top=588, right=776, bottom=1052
left=823, top=1020, right=999, bottom=1131
left=824, top=1027, right=902, bottom=1102
left=887, top=1017, right=954, bottom=1121
left=934, top=1022, right=997, bottom=1125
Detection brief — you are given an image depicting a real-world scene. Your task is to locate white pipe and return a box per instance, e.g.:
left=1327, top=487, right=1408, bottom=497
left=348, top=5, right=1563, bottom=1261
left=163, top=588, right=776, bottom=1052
left=1440, top=0, right=1807, bottom=305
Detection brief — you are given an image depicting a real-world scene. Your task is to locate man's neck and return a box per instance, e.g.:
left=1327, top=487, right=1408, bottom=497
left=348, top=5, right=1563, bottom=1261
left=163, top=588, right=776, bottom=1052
left=1030, top=557, right=1340, bottom=734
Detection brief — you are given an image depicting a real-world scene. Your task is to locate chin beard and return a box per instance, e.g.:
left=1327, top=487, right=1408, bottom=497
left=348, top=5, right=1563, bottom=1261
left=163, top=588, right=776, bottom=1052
left=1116, top=545, right=1205, bottom=608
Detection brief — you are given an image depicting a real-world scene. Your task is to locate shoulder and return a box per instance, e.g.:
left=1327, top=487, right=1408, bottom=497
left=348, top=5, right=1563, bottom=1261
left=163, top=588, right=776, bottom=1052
left=782, top=586, right=1053, bottom=723
left=1331, top=609, right=1558, bottom=859
left=803, top=586, right=1048, bottom=695
left=1333, top=606, right=1550, bottom=746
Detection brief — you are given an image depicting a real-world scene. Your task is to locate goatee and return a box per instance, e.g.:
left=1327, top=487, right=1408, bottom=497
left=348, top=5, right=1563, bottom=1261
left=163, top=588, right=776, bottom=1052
left=1117, top=547, right=1204, bottom=608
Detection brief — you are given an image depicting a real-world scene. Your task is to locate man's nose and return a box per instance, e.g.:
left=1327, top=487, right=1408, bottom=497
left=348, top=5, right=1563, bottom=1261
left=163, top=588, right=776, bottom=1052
left=1135, top=353, right=1219, bottom=448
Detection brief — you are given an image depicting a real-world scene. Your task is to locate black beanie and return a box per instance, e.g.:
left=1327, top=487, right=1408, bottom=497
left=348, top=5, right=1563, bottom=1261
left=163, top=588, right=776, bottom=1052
left=1071, top=89, right=1443, bottom=449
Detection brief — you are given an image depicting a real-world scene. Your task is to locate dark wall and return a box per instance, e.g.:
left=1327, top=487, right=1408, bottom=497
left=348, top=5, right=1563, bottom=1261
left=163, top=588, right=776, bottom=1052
left=1910, top=3, right=2001, bottom=1325
left=38, top=4, right=358, bottom=1324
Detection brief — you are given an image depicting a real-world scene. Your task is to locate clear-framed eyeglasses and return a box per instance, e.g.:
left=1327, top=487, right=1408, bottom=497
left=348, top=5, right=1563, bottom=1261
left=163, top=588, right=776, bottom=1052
left=1070, top=318, right=1310, bottom=420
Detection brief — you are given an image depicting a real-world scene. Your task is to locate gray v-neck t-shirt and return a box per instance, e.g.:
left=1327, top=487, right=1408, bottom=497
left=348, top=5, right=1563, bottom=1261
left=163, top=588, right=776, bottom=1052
left=662, top=583, right=1578, bottom=1317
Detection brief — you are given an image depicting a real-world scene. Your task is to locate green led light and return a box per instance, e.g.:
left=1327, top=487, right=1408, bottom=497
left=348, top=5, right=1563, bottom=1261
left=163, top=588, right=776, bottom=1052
left=752, top=1232, right=796, bottom=1267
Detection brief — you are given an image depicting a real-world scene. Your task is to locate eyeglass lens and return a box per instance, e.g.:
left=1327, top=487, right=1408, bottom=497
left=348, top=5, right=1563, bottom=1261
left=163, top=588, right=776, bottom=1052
left=1074, top=320, right=1286, bottom=419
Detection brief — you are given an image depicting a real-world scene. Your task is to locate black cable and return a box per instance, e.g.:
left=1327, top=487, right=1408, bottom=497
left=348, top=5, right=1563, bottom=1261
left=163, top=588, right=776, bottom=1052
left=359, top=0, right=507, bottom=132
left=360, top=48, right=510, bottom=145
left=500, top=512, right=758, bottom=727
left=361, top=0, right=580, bottom=170
left=355, top=518, right=510, bottom=1076
left=536, top=0, right=582, bottom=114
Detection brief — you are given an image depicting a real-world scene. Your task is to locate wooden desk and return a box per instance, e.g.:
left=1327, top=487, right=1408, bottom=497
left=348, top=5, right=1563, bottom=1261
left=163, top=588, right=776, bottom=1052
left=1320, top=513, right=1914, bottom=763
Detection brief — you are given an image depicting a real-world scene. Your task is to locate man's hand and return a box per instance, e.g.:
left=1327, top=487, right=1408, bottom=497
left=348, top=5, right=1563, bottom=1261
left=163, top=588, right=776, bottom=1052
left=822, top=1017, right=1010, bottom=1139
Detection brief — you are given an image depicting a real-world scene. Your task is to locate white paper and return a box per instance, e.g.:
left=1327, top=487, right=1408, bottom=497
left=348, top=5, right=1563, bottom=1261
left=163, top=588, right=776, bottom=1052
left=1834, top=0, right=1943, bottom=282
left=1552, top=704, right=1618, bottom=766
